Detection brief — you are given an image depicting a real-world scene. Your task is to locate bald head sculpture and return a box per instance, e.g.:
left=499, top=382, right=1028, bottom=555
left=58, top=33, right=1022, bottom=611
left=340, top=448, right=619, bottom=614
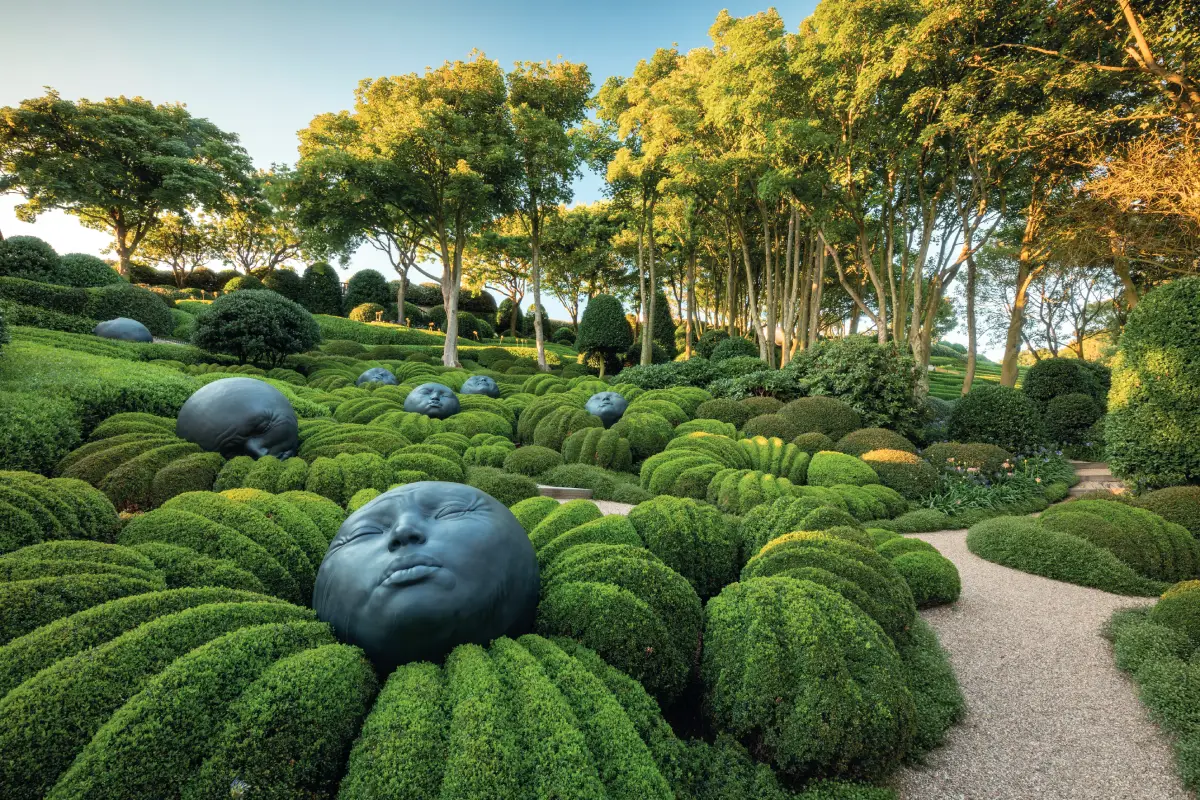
left=585, top=391, right=628, bottom=428
left=460, top=374, right=500, bottom=398
left=403, top=382, right=460, bottom=419
left=312, top=482, right=540, bottom=671
left=357, top=367, right=399, bottom=387
left=176, top=377, right=299, bottom=460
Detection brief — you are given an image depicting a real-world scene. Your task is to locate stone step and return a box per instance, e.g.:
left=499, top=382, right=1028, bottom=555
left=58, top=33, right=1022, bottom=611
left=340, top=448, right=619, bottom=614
left=1075, top=468, right=1114, bottom=478
left=538, top=485, right=594, bottom=500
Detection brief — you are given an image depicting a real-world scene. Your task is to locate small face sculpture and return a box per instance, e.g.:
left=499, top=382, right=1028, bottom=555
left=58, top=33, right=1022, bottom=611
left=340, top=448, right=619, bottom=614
left=356, top=367, right=399, bottom=387
left=176, top=377, right=299, bottom=460
left=403, top=382, right=460, bottom=419
left=93, top=317, right=152, bottom=343
left=460, top=375, right=500, bottom=399
left=312, top=482, right=540, bottom=672
left=585, top=391, right=628, bottom=428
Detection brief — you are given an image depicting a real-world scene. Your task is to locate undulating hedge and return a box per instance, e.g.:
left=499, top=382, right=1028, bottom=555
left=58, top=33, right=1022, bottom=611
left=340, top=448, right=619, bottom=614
left=628, top=495, right=741, bottom=600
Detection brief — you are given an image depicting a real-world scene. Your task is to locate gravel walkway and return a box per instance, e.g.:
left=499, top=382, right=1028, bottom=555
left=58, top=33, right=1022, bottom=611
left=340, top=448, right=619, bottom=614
left=892, top=529, right=1192, bottom=800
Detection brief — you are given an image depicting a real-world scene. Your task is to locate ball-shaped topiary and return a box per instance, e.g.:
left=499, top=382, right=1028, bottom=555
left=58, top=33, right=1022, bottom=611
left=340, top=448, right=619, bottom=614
left=739, top=396, right=784, bottom=418
left=503, top=445, right=564, bottom=477
left=780, top=397, right=863, bottom=441
left=696, top=328, right=730, bottom=359
left=223, top=274, right=264, bottom=292
left=344, top=269, right=391, bottom=309
left=1022, top=357, right=1110, bottom=409
left=836, top=428, right=917, bottom=457
left=463, top=466, right=539, bottom=506
left=1135, top=486, right=1200, bottom=538
left=948, top=385, right=1048, bottom=454
left=261, top=268, right=302, bottom=301
left=792, top=432, right=836, bottom=454
left=922, top=442, right=1014, bottom=474
left=611, top=411, right=673, bottom=461
left=0, top=236, right=62, bottom=283
left=889, top=551, right=961, bottom=608
left=740, top=413, right=802, bottom=441
left=808, top=451, right=880, bottom=487
left=191, top=290, right=320, bottom=366
left=561, top=428, right=634, bottom=472
left=627, top=495, right=741, bottom=599
left=298, top=262, right=344, bottom=316
left=551, top=326, right=575, bottom=345
left=1044, top=393, right=1102, bottom=444
left=576, top=294, right=633, bottom=378
left=860, top=449, right=938, bottom=500
left=709, top=336, right=758, bottom=362
left=59, top=254, right=123, bottom=288
left=702, top=576, right=916, bottom=781
left=1148, top=580, right=1200, bottom=652
left=695, top=398, right=753, bottom=427
left=348, top=302, right=386, bottom=323
left=84, top=283, right=174, bottom=336
left=1107, top=277, right=1200, bottom=487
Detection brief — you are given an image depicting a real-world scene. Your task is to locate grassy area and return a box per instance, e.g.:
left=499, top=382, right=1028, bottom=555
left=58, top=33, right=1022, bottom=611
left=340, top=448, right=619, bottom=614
left=927, top=355, right=1026, bottom=401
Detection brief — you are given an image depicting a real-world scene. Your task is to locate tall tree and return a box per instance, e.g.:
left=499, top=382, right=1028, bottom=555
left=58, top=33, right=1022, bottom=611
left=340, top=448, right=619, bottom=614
left=463, top=216, right=530, bottom=337
left=212, top=168, right=308, bottom=275
left=507, top=59, right=593, bottom=370
left=139, top=212, right=218, bottom=289
left=0, top=90, right=253, bottom=275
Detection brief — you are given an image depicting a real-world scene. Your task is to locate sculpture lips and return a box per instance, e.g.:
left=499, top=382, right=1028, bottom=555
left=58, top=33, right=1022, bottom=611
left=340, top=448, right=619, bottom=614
left=381, top=555, right=442, bottom=586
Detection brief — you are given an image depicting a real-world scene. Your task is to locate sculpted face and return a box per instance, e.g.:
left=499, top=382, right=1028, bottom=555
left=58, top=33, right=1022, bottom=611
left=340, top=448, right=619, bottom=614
left=176, top=377, right=299, bottom=460
left=312, top=482, right=540, bottom=671
left=356, top=367, right=399, bottom=387
left=403, top=382, right=460, bottom=419
left=460, top=375, right=500, bottom=399
left=93, top=317, right=152, bottom=343
left=585, top=391, right=628, bottom=428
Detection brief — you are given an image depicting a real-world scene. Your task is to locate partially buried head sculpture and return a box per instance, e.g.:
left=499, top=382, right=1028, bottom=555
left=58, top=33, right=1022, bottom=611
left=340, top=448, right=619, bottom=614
left=176, top=377, right=299, bottom=460
left=403, top=382, right=460, bottom=419
left=356, top=367, right=399, bottom=387
left=460, top=375, right=500, bottom=398
left=93, top=317, right=152, bottom=343
left=585, top=390, right=628, bottom=428
left=313, top=481, right=540, bottom=672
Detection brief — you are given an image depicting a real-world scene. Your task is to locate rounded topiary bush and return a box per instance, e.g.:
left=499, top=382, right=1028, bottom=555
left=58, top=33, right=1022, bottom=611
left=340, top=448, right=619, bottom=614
left=1148, top=580, right=1200, bottom=652
left=710, top=336, right=758, bottom=362
left=462, top=466, right=538, bottom=507
left=191, top=290, right=320, bottom=366
left=1135, top=486, right=1200, bottom=538
left=890, top=551, right=961, bottom=608
left=298, top=262, right=344, bottom=316
left=628, top=495, right=740, bottom=599
left=792, top=432, right=836, bottom=454
left=808, top=451, right=879, bottom=487
left=922, top=442, right=1014, bottom=474
left=223, top=274, right=264, bottom=292
left=860, top=449, right=938, bottom=500
left=1107, top=277, right=1200, bottom=487
left=702, top=576, right=916, bottom=781
left=1045, top=393, right=1102, bottom=445
left=836, top=428, right=917, bottom=457
left=261, top=268, right=302, bottom=301
left=84, top=283, right=173, bottom=336
left=348, top=302, right=386, bottom=323
left=780, top=397, right=863, bottom=441
left=59, top=254, right=122, bottom=288
left=611, top=411, right=673, bottom=461
left=0, top=236, right=62, bottom=282
left=561, top=428, right=633, bottom=472
left=948, top=385, right=1048, bottom=454
left=503, top=445, right=563, bottom=477
left=740, top=413, right=801, bottom=442
left=696, top=328, right=730, bottom=359
left=693, top=399, right=751, bottom=427
left=1022, top=357, right=1110, bottom=409
left=739, top=396, right=783, bottom=418
left=344, top=269, right=391, bottom=309
left=576, top=294, right=633, bottom=378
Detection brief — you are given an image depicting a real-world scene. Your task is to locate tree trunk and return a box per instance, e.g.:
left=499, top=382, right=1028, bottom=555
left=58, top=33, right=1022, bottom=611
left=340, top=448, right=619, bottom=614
left=396, top=268, right=407, bottom=325
left=725, top=227, right=736, bottom=337
left=642, top=207, right=657, bottom=367
left=963, top=256, right=977, bottom=395
left=530, top=219, right=548, bottom=371
left=999, top=218, right=1044, bottom=386
left=684, top=249, right=696, bottom=359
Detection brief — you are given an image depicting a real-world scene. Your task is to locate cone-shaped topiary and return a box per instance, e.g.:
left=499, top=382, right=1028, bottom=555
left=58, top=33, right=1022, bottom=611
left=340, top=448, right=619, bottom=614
left=576, top=294, right=633, bottom=378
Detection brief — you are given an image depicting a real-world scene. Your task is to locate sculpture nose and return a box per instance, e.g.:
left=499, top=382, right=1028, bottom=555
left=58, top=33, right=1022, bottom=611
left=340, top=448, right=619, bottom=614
left=388, top=518, right=427, bottom=550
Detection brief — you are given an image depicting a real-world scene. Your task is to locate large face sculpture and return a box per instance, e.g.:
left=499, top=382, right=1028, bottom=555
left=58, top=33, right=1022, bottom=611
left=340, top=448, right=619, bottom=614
left=403, top=382, right=460, bottom=419
left=93, top=317, right=152, bottom=343
left=176, top=377, right=299, bottom=460
left=460, top=375, right=500, bottom=398
left=312, top=482, right=540, bottom=672
left=356, top=367, right=399, bottom=387
left=585, top=391, right=628, bottom=428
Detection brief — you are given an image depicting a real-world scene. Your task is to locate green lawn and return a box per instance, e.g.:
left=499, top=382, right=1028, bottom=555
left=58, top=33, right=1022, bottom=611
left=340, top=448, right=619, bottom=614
left=927, top=355, right=1026, bottom=401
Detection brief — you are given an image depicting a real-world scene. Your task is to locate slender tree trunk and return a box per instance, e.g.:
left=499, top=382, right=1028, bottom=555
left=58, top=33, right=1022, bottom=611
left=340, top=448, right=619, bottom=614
left=530, top=215, right=548, bottom=371
left=963, top=256, right=977, bottom=395
left=636, top=224, right=647, bottom=363
left=725, top=225, right=736, bottom=336
left=642, top=206, right=657, bottom=366
left=684, top=250, right=696, bottom=359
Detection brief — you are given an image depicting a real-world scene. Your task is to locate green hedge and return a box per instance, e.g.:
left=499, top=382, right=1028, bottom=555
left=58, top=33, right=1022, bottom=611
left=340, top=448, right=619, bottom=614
left=890, top=551, right=961, bottom=608
left=0, top=573, right=163, bottom=645
left=131, top=542, right=265, bottom=592
left=702, top=576, right=915, bottom=780
left=464, top=466, right=539, bottom=507
left=314, top=315, right=444, bottom=346
left=628, top=496, right=740, bottom=600
left=808, top=451, right=880, bottom=487
left=1136, top=486, right=1200, bottom=538
left=836, top=428, right=917, bottom=457
left=779, top=396, right=863, bottom=441
left=948, top=385, right=1048, bottom=454
left=562, top=427, right=634, bottom=472
left=1148, top=580, right=1200, bottom=652
left=84, top=283, right=173, bottom=336
left=1040, top=500, right=1197, bottom=583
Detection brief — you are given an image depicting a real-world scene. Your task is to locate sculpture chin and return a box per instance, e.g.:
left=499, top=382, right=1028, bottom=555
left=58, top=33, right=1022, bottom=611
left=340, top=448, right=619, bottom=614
left=176, top=378, right=300, bottom=460
left=585, top=391, right=628, bottom=429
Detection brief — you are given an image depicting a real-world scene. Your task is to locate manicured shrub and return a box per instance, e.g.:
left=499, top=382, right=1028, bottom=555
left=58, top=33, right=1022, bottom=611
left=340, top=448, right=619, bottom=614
left=780, top=396, right=863, bottom=441
left=628, top=496, right=740, bottom=599
left=1149, top=580, right=1200, bottom=652
left=890, top=550, right=960, bottom=608
left=464, top=466, right=539, bottom=507
left=710, top=336, right=758, bottom=361
left=861, top=449, right=938, bottom=500
left=562, top=428, right=634, bottom=472
left=349, top=302, right=386, bottom=322
left=0, top=236, right=63, bottom=283
left=191, top=290, right=320, bottom=366
left=836, top=428, right=917, bottom=457
left=948, top=385, right=1048, bottom=453
left=738, top=435, right=810, bottom=483
left=739, top=396, right=783, bottom=417
left=59, top=253, right=122, bottom=287
left=673, top=418, right=737, bottom=439
left=1045, top=392, right=1102, bottom=444
left=510, top=495, right=560, bottom=531
left=132, top=542, right=264, bottom=592
left=741, top=413, right=802, bottom=441
left=0, top=600, right=316, bottom=800
left=345, top=268, right=391, bottom=309
left=922, top=442, right=1014, bottom=474
left=1108, top=278, right=1200, bottom=487
left=740, top=496, right=845, bottom=554
left=1136, top=486, right=1200, bottom=538
left=0, top=574, right=162, bottom=645
left=792, top=431, right=836, bottom=454
left=884, top=509, right=951, bottom=534
left=695, top=398, right=752, bottom=427
left=298, top=262, right=344, bottom=316
left=1022, top=356, right=1110, bottom=409
left=696, top=329, right=730, bottom=359
left=223, top=274, right=265, bottom=292
left=702, top=577, right=916, bottom=780
left=1041, top=499, right=1198, bottom=583
left=261, top=268, right=302, bottom=301
left=533, top=406, right=603, bottom=452
left=861, top=484, right=908, bottom=518
left=966, top=516, right=1165, bottom=595
left=84, top=283, right=173, bottom=336
left=611, top=411, right=673, bottom=461
left=504, top=445, right=564, bottom=477
left=808, top=451, right=879, bottom=487
left=576, top=294, right=633, bottom=378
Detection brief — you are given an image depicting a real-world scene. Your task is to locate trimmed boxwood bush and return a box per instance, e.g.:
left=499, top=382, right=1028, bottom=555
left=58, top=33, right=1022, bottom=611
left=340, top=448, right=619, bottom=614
left=922, top=442, right=1014, bottom=474
left=533, top=406, right=603, bottom=452
left=223, top=274, right=264, bottom=292
left=674, top=418, right=737, bottom=439
left=504, top=445, right=563, bottom=477
left=836, top=428, right=917, bottom=457
left=695, top=398, right=753, bottom=427
left=1108, top=278, right=1200, bottom=487
left=298, top=262, right=344, bottom=316
left=710, top=336, right=758, bottom=361
left=262, top=268, right=302, bottom=301
left=562, top=427, right=634, bottom=472
left=345, top=268, right=391, bottom=308
left=84, top=283, right=173, bottom=336
left=0, top=601, right=316, bottom=800
left=861, top=449, right=938, bottom=500
left=1022, top=357, right=1110, bottom=409
left=349, top=302, right=386, bottom=322
left=0, top=573, right=163, bottom=645
left=1148, top=580, right=1200, bottom=652
left=0, top=236, right=63, bottom=282
left=808, top=451, right=879, bottom=487
left=611, top=412, right=673, bottom=461
left=702, top=576, right=916, bottom=780
left=59, top=254, right=123, bottom=288
left=464, top=466, right=539, bottom=507
left=1136, top=486, right=1200, bottom=538
left=890, top=551, right=961, bottom=608
left=131, top=542, right=265, bottom=592
left=780, top=396, right=863, bottom=441
left=1045, top=393, right=1102, bottom=444
left=192, top=290, right=320, bottom=367
left=510, top=496, right=560, bottom=532
left=792, top=432, right=836, bottom=454
left=739, top=396, right=783, bottom=417
left=628, top=496, right=740, bottom=600
left=740, top=413, right=802, bottom=441
left=948, top=385, right=1048, bottom=454
left=576, top=294, right=633, bottom=378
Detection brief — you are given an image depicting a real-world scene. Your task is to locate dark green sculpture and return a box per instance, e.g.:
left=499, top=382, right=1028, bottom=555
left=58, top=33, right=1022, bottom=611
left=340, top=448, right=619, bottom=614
left=176, top=377, right=299, bottom=460
left=93, top=317, right=152, bottom=343
left=403, top=382, right=460, bottom=419
left=356, top=367, right=399, bottom=387
left=312, top=482, right=540, bottom=672
left=460, top=375, right=500, bottom=398
left=585, top=390, right=628, bottom=428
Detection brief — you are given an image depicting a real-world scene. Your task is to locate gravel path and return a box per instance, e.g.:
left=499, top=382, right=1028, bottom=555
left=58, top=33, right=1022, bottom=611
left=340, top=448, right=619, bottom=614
left=892, top=529, right=1191, bottom=800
